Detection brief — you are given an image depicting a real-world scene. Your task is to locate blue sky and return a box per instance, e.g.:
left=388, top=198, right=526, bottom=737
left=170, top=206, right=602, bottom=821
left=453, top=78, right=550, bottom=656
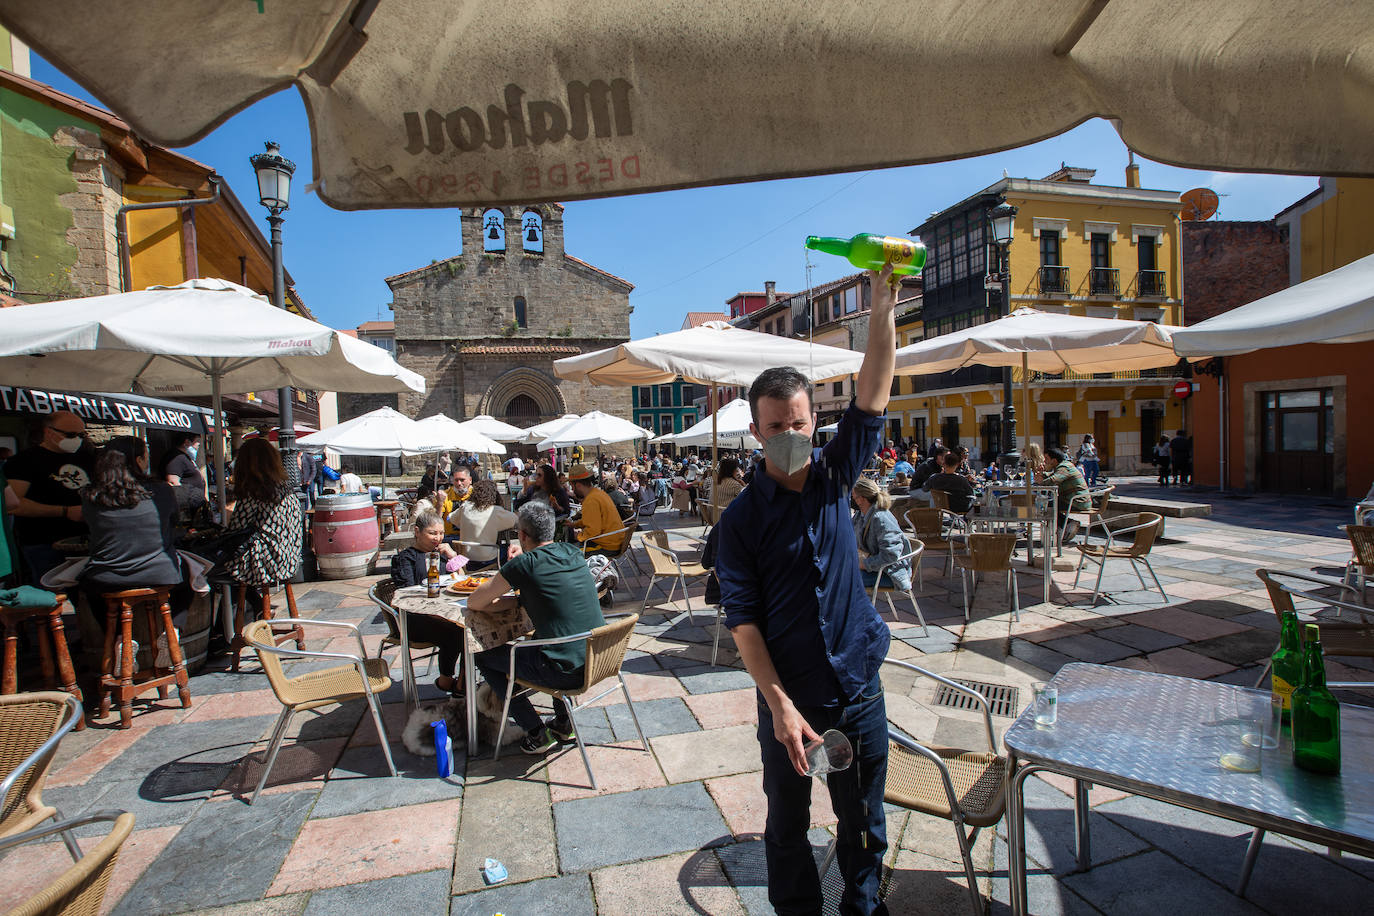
left=34, top=57, right=1317, bottom=339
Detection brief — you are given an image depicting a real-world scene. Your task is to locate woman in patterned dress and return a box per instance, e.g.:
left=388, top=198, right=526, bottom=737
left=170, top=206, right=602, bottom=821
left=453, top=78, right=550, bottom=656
left=223, top=437, right=303, bottom=585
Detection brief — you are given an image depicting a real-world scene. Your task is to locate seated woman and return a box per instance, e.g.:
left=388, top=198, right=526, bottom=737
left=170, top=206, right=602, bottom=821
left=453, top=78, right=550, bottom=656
left=889, top=470, right=911, bottom=494
left=221, top=437, right=303, bottom=587
left=450, top=478, right=517, bottom=570
left=851, top=477, right=912, bottom=592
left=712, top=457, right=745, bottom=511
left=390, top=510, right=465, bottom=694
left=534, top=465, right=572, bottom=517
left=79, top=436, right=182, bottom=621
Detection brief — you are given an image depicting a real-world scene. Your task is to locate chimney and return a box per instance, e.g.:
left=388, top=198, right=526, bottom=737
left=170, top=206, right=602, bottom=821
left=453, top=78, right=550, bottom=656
left=1125, top=151, right=1140, bottom=188
left=765, top=280, right=776, bottom=303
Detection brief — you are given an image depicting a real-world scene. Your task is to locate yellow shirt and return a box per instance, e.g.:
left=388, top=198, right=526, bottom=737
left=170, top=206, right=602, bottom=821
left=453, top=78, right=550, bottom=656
left=573, top=487, right=625, bottom=552
left=439, top=486, right=470, bottom=535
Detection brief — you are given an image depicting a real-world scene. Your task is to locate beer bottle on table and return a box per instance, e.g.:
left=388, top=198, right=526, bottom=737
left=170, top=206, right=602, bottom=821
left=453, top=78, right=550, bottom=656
left=1270, top=610, right=1302, bottom=724
left=1291, top=623, right=1341, bottom=774
left=427, top=551, right=441, bottom=598
left=805, top=234, right=928, bottom=276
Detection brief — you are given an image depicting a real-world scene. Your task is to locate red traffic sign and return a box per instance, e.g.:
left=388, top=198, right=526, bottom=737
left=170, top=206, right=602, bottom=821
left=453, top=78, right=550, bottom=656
left=1173, top=380, right=1192, bottom=399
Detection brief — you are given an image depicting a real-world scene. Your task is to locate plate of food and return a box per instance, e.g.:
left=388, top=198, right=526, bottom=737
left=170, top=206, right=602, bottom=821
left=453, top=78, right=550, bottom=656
left=446, top=574, right=494, bottom=595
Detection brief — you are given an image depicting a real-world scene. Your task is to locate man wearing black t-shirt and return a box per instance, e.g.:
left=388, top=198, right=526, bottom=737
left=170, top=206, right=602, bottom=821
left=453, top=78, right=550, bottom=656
left=923, top=450, right=977, bottom=513
left=3, top=410, right=95, bottom=582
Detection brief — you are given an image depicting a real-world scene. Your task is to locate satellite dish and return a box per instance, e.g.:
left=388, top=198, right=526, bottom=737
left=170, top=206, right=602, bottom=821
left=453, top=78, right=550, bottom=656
left=1181, top=187, right=1219, bottom=220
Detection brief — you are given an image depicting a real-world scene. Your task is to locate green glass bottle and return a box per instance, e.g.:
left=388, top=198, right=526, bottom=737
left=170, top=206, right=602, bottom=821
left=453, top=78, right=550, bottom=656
left=805, top=234, right=927, bottom=276
left=1291, top=623, right=1341, bottom=774
left=1270, top=610, right=1302, bottom=724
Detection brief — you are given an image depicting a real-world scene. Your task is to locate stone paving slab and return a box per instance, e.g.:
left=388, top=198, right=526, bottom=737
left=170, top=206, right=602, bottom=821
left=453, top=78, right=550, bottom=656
left=553, top=781, right=730, bottom=872
left=302, top=869, right=451, bottom=916
left=449, top=874, right=596, bottom=916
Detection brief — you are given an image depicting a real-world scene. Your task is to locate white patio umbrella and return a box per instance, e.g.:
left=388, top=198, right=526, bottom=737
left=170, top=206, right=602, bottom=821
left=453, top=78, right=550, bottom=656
left=8, top=2, right=1372, bottom=210
left=671, top=399, right=760, bottom=450
left=893, top=306, right=1182, bottom=508
left=412, top=413, right=507, bottom=455
left=298, top=407, right=450, bottom=497
left=0, top=278, right=425, bottom=512
left=453, top=414, right=529, bottom=443
left=1172, top=252, right=1374, bottom=357
left=536, top=411, right=655, bottom=451
left=556, top=321, right=862, bottom=465
left=519, top=413, right=582, bottom=445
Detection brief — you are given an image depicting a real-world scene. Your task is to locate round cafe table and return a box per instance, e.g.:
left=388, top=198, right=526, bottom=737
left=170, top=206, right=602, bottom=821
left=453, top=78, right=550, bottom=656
left=390, top=583, right=532, bottom=755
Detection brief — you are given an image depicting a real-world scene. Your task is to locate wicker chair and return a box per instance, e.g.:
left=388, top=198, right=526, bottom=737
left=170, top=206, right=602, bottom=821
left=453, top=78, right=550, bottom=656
left=1253, top=569, right=1374, bottom=690
left=582, top=519, right=643, bottom=579
left=870, top=535, right=929, bottom=635
left=242, top=618, right=397, bottom=804
left=641, top=529, right=712, bottom=620
left=1, top=692, right=83, bottom=861
left=1343, top=524, right=1374, bottom=605
left=0, top=810, right=135, bottom=916
left=366, top=580, right=440, bottom=673
left=955, top=533, right=1020, bottom=622
left=904, top=506, right=963, bottom=583
left=1072, top=512, right=1167, bottom=606
left=491, top=613, right=649, bottom=789
left=1061, top=484, right=1114, bottom=546
left=820, top=658, right=1006, bottom=914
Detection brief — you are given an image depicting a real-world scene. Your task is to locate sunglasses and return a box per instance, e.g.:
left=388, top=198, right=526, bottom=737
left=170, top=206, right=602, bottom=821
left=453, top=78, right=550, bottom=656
left=49, top=428, right=88, bottom=440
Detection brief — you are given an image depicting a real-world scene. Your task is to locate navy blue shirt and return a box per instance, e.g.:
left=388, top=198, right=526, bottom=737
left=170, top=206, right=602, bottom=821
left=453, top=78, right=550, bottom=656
left=716, top=401, right=891, bottom=706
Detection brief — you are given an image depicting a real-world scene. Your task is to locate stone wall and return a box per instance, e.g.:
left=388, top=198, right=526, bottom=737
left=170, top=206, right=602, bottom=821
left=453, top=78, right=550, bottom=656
left=377, top=203, right=632, bottom=427
left=1182, top=220, right=1289, bottom=325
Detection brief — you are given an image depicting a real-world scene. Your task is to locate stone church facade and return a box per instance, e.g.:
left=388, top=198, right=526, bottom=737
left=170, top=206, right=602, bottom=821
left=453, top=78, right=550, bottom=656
left=374, top=204, right=632, bottom=430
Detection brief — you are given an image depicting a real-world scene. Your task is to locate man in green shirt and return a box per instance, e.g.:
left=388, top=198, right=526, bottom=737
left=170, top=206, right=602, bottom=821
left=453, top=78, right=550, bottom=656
left=1042, top=447, right=1091, bottom=541
left=468, top=499, right=605, bottom=754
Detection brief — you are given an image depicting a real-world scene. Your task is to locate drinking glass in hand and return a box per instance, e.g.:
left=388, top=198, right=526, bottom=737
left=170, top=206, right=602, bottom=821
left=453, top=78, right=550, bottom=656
left=803, top=729, right=854, bottom=777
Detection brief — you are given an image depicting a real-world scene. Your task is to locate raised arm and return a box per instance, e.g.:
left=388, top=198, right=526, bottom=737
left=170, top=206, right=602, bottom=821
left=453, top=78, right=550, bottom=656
left=855, top=263, right=898, bottom=416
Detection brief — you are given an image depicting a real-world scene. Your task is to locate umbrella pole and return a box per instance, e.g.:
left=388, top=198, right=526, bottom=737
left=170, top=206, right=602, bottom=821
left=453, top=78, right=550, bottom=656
left=711, top=383, right=719, bottom=471
left=1022, top=352, right=1033, bottom=503
left=212, top=370, right=228, bottom=517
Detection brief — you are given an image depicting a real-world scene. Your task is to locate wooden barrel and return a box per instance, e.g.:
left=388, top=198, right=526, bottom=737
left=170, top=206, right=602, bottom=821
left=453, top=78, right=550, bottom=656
left=312, top=493, right=380, bottom=579
left=177, top=590, right=213, bottom=674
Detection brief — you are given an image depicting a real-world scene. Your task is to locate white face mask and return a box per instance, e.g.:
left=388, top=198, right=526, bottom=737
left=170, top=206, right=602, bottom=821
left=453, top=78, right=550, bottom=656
left=185, top=446, right=198, bottom=460
left=762, top=429, right=813, bottom=476
left=56, top=436, right=84, bottom=454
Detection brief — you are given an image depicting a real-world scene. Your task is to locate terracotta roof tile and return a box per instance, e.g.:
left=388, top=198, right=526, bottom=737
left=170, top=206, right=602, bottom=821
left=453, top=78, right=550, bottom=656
left=356, top=320, right=395, bottom=332
left=682, top=311, right=729, bottom=328
left=0, top=291, right=30, bottom=308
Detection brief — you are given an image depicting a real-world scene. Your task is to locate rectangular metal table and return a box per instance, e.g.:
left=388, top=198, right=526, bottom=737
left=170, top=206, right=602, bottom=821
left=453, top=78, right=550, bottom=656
left=970, top=484, right=1059, bottom=606
left=1003, top=663, right=1374, bottom=916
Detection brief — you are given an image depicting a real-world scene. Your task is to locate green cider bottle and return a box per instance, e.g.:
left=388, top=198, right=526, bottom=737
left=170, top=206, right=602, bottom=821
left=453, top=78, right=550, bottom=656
left=1270, top=610, right=1303, bottom=724
left=1291, top=623, right=1341, bottom=775
left=805, top=234, right=927, bottom=276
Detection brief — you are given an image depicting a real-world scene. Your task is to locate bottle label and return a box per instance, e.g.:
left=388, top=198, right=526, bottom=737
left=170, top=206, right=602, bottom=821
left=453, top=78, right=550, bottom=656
left=1272, top=675, right=1294, bottom=710
left=883, top=237, right=917, bottom=266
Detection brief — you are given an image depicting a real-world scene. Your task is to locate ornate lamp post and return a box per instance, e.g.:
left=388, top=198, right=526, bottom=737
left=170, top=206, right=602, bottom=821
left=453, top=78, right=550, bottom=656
left=988, top=201, right=1020, bottom=464
left=248, top=141, right=299, bottom=487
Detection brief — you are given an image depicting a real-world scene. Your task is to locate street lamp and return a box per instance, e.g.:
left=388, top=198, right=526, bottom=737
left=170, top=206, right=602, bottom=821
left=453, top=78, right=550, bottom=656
left=248, top=140, right=301, bottom=489
left=988, top=201, right=1019, bottom=465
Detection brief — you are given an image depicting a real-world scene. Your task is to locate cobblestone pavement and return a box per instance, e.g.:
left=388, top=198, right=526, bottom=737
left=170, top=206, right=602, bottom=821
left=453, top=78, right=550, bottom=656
left=3, top=481, right=1370, bottom=915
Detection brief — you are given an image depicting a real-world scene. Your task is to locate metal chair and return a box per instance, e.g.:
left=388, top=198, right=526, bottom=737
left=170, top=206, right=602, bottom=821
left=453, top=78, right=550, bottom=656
left=0, top=810, right=135, bottom=916
left=870, top=535, right=929, bottom=635
left=1343, top=524, right=1374, bottom=605
left=904, top=506, right=962, bottom=583
left=1072, top=512, right=1167, bottom=606
left=1, top=692, right=83, bottom=860
left=491, top=613, right=648, bottom=789
left=1060, top=484, right=1114, bottom=546
left=641, top=529, right=712, bottom=619
left=956, top=533, right=1020, bottom=622
left=1253, top=569, right=1374, bottom=690
left=820, top=658, right=1006, bottom=914
left=366, top=581, right=440, bottom=673
left=242, top=618, right=397, bottom=804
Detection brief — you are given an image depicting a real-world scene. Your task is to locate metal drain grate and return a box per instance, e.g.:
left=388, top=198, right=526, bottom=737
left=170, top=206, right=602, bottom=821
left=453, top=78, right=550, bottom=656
left=933, top=678, right=1020, bottom=718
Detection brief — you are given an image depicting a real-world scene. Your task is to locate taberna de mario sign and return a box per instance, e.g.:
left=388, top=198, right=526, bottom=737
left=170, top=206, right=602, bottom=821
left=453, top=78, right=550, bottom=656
left=0, top=386, right=208, bottom=433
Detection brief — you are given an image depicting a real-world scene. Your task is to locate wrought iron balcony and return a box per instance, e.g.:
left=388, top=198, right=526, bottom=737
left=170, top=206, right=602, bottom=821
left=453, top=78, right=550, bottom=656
left=1137, top=269, right=1166, bottom=297
left=1038, top=265, right=1070, bottom=295
left=1088, top=267, right=1120, bottom=296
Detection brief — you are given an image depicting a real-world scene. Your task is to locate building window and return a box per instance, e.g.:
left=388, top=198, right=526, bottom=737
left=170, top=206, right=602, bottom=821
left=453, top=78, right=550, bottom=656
left=482, top=208, right=506, bottom=251
left=831, top=293, right=841, bottom=320
left=1137, top=237, right=1156, bottom=272
left=844, top=286, right=858, bottom=314
left=659, top=384, right=675, bottom=408
left=520, top=209, right=543, bottom=253
left=1090, top=233, right=1111, bottom=269
left=941, top=416, right=959, bottom=448
left=1040, top=233, right=1061, bottom=267
left=951, top=214, right=969, bottom=282
left=660, top=414, right=675, bottom=435
left=1044, top=411, right=1064, bottom=450
left=890, top=376, right=901, bottom=396
left=968, top=220, right=985, bottom=276
left=514, top=296, right=527, bottom=328
left=832, top=380, right=844, bottom=397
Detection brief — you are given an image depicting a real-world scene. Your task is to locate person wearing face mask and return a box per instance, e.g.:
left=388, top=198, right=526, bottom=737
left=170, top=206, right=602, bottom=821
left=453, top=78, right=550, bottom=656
left=4, top=410, right=96, bottom=582
left=161, top=433, right=208, bottom=515
left=439, top=465, right=473, bottom=538
left=714, top=263, right=899, bottom=916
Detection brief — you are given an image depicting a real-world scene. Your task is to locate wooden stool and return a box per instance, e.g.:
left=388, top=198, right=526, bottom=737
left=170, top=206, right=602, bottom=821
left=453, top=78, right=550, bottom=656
left=230, top=582, right=306, bottom=672
left=98, top=586, right=191, bottom=729
left=0, top=594, right=85, bottom=730
left=374, top=500, right=401, bottom=537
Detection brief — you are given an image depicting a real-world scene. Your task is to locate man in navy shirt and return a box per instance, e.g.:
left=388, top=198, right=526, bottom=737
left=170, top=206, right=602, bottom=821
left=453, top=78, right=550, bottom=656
left=716, top=264, right=898, bottom=915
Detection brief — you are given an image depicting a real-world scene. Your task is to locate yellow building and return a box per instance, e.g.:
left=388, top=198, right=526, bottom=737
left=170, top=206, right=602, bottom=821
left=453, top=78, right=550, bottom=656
left=901, top=165, right=1186, bottom=472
